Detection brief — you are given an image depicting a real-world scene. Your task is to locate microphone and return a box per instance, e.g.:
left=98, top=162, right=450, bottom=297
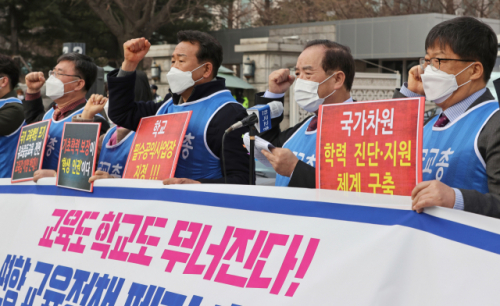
left=226, top=101, right=284, bottom=133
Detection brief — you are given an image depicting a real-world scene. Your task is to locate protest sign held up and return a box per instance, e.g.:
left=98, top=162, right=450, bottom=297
left=11, top=120, right=51, bottom=183
left=123, top=112, right=192, bottom=180
left=316, top=98, right=425, bottom=196
left=56, top=122, right=101, bottom=192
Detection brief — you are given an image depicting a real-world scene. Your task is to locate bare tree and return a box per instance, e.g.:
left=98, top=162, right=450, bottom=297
left=213, top=0, right=253, bottom=29
left=84, top=0, right=203, bottom=56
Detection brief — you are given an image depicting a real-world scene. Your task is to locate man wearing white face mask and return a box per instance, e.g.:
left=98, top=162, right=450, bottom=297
left=23, top=53, right=109, bottom=182
left=257, top=40, right=355, bottom=188
left=393, top=17, right=500, bottom=219
left=106, top=31, right=250, bottom=185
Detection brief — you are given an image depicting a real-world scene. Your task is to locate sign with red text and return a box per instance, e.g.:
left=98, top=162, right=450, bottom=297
left=123, top=112, right=192, bottom=180
left=11, top=120, right=51, bottom=183
left=2, top=179, right=500, bottom=305
left=56, top=122, right=101, bottom=192
left=316, top=98, right=425, bottom=196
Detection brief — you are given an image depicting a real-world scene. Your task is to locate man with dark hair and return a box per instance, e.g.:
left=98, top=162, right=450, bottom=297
left=105, top=30, right=250, bottom=185
left=393, top=17, right=500, bottom=218
left=257, top=40, right=355, bottom=187
left=0, top=54, right=25, bottom=178
left=23, top=52, right=109, bottom=182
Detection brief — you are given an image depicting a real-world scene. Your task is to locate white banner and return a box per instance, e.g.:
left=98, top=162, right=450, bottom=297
left=1, top=178, right=500, bottom=305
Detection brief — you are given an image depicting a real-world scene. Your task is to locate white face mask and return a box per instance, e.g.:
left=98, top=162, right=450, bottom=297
left=166, top=63, right=206, bottom=95
left=294, top=72, right=336, bottom=112
left=45, top=75, right=78, bottom=101
left=421, top=62, right=474, bottom=104
left=17, top=95, right=24, bottom=100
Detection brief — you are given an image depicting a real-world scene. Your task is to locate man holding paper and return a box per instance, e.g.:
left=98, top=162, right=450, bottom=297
left=394, top=17, right=500, bottom=218
left=257, top=40, right=355, bottom=188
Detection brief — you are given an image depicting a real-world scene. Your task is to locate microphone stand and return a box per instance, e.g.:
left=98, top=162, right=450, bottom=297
left=249, top=125, right=256, bottom=185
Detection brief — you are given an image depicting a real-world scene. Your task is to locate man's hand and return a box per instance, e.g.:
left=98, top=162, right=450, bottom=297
left=88, top=171, right=113, bottom=183
left=25, top=72, right=46, bottom=94
left=268, top=69, right=296, bottom=94
left=407, top=65, right=425, bottom=96
left=122, top=38, right=151, bottom=72
left=261, top=148, right=298, bottom=177
left=33, top=169, right=56, bottom=183
left=163, top=178, right=201, bottom=185
left=411, top=180, right=456, bottom=213
left=82, top=94, right=108, bottom=120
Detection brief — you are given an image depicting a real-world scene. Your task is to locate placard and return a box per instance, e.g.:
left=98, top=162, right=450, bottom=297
left=56, top=122, right=101, bottom=192
left=11, top=120, right=51, bottom=183
left=316, top=97, right=425, bottom=196
left=123, top=111, right=191, bottom=180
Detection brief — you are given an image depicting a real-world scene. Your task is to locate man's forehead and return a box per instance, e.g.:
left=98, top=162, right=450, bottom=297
left=173, top=41, right=199, bottom=57
left=296, top=46, right=324, bottom=70
left=55, top=60, right=75, bottom=72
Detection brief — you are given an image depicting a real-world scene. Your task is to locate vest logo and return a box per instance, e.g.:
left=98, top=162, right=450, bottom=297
left=98, top=161, right=124, bottom=178
left=423, top=147, right=454, bottom=180
left=182, top=133, right=195, bottom=160
left=293, top=151, right=316, bottom=167
left=46, top=137, right=58, bottom=157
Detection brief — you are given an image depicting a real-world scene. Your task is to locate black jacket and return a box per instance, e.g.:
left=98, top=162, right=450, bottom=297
left=107, top=69, right=250, bottom=184
left=394, top=88, right=500, bottom=218
left=255, top=92, right=316, bottom=188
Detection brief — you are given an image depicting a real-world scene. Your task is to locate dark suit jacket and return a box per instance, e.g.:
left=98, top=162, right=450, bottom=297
left=255, top=92, right=316, bottom=188
left=394, top=88, right=500, bottom=218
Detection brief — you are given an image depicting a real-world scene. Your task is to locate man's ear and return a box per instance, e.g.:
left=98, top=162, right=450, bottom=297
left=470, top=62, right=484, bottom=82
left=74, top=79, right=86, bottom=92
left=333, top=71, right=346, bottom=90
left=203, top=62, right=214, bottom=79
left=0, top=76, right=9, bottom=89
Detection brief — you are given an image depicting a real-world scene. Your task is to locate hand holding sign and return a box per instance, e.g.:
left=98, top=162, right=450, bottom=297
left=82, top=94, right=108, bottom=120
left=268, top=69, right=295, bottom=94
left=33, top=169, right=56, bottom=183
left=122, top=38, right=151, bottom=71
left=411, top=180, right=455, bottom=213
left=25, top=72, right=46, bottom=94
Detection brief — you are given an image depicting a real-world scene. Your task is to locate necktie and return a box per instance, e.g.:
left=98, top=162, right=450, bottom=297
left=434, top=113, right=450, bottom=127
left=307, top=116, right=318, bottom=132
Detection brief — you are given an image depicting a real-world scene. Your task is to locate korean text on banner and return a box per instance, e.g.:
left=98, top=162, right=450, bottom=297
left=56, top=122, right=101, bottom=192
left=11, top=120, right=51, bottom=183
left=316, top=98, right=425, bottom=196
left=123, top=111, right=192, bottom=180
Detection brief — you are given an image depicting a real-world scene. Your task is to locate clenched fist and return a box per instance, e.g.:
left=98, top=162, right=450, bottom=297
left=25, top=72, right=46, bottom=94
left=82, top=94, right=108, bottom=120
left=268, top=69, right=296, bottom=94
left=122, top=38, right=151, bottom=72
left=407, top=65, right=425, bottom=96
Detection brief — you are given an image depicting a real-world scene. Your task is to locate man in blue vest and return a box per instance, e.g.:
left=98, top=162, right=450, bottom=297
left=257, top=40, right=355, bottom=188
left=105, top=31, right=250, bottom=184
left=393, top=17, right=500, bottom=218
left=0, top=55, right=25, bottom=178
left=23, top=53, right=110, bottom=182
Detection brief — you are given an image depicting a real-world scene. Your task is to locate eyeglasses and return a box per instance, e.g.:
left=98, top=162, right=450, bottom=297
left=49, top=70, right=81, bottom=79
left=419, top=57, right=475, bottom=72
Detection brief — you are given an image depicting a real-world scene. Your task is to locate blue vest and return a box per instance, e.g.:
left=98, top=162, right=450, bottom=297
left=156, top=90, right=241, bottom=180
left=422, top=101, right=499, bottom=193
left=97, top=126, right=135, bottom=178
left=276, top=117, right=317, bottom=186
left=0, top=98, right=25, bottom=178
left=42, top=107, right=104, bottom=170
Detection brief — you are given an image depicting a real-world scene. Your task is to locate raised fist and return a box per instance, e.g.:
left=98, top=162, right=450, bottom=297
left=82, top=94, right=108, bottom=120
left=122, top=38, right=151, bottom=71
left=268, top=69, right=295, bottom=94
left=25, top=72, right=46, bottom=94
